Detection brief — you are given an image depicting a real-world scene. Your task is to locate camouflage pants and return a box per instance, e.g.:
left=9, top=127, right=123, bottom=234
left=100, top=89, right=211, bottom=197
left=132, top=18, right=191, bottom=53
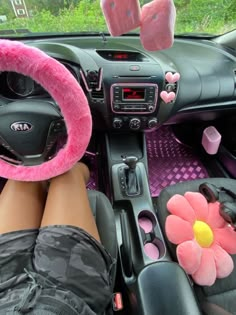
left=0, top=225, right=115, bottom=314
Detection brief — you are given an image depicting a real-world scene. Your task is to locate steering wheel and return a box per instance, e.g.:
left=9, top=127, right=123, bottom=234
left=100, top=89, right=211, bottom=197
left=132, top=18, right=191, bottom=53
left=0, top=40, right=92, bottom=181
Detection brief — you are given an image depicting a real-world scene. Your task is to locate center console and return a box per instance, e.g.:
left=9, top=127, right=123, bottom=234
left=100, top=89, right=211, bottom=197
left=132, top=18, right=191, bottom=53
left=106, top=131, right=168, bottom=273
left=99, top=60, right=164, bottom=131
left=106, top=131, right=201, bottom=314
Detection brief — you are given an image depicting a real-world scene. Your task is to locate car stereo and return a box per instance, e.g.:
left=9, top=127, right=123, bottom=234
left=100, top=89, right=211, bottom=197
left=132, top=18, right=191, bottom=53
left=111, top=83, right=158, bottom=114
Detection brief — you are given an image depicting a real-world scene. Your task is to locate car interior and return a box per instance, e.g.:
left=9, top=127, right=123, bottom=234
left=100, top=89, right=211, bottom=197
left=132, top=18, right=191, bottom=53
left=0, top=0, right=236, bottom=314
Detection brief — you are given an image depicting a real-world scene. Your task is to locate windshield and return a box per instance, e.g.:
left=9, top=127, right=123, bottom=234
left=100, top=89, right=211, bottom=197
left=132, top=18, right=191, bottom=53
left=0, top=0, right=235, bottom=37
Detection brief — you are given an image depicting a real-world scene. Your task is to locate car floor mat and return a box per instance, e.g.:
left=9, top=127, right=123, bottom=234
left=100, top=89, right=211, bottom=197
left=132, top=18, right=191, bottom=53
left=146, top=125, right=209, bottom=197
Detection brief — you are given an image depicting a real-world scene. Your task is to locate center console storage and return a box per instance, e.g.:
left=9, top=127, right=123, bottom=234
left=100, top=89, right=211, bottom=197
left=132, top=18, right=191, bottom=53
left=106, top=132, right=170, bottom=278
left=137, top=262, right=201, bottom=315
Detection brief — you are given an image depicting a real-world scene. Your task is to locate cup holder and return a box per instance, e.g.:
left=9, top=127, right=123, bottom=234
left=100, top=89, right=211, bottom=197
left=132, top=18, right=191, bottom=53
left=138, top=210, right=165, bottom=260
left=138, top=210, right=156, bottom=233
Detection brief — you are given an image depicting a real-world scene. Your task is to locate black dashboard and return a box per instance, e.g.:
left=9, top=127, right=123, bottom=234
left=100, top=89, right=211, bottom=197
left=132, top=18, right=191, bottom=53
left=0, top=35, right=235, bottom=131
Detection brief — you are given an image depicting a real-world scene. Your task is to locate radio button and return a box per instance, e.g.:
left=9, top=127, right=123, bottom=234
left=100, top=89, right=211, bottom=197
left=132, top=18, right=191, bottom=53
left=113, top=118, right=123, bottom=129
left=129, top=118, right=141, bottom=130
left=148, top=105, right=154, bottom=112
left=114, top=104, right=121, bottom=111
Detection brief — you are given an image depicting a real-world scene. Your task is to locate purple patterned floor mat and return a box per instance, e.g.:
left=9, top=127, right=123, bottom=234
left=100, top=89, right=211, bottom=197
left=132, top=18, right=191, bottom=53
left=146, top=126, right=209, bottom=197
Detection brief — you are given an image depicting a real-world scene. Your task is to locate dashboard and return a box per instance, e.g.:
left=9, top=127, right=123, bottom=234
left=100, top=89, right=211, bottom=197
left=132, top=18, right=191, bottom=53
left=0, top=35, right=235, bottom=131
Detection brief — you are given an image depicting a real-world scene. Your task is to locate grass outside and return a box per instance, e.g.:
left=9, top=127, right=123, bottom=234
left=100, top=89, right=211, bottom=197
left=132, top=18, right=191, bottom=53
left=0, top=0, right=235, bottom=36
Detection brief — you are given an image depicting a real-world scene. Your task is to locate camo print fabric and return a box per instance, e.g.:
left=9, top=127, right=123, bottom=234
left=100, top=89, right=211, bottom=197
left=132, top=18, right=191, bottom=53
left=0, top=225, right=115, bottom=314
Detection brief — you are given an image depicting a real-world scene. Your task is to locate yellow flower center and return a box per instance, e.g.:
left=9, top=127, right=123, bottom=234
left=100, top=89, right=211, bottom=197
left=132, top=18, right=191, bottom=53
left=193, top=220, right=214, bottom=248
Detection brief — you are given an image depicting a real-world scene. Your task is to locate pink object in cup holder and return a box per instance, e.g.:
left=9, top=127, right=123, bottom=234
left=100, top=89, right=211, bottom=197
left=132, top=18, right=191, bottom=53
left=138, top=211, right=164, bottom=260
left=138, top=216, right=153, bottom=233
left=144, top=242, right=160, bottom=260
left=138, top=210, right=156, bottom=232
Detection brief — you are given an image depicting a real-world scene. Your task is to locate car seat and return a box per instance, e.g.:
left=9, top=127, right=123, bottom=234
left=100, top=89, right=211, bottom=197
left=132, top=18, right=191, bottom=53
left=156, top=178, right=236, bottom=315
left=88, top=190, right=117, bottom=285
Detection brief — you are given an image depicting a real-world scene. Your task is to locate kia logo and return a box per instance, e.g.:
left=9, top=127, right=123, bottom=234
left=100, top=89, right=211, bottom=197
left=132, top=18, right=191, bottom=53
left=10, top=122, right=33, bottom=132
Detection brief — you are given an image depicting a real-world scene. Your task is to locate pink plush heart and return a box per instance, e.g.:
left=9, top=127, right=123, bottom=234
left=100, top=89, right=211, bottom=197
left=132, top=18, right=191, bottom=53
left=160, top=91, right=175, bottom=103
left=165, top=72, right=180, bottom=83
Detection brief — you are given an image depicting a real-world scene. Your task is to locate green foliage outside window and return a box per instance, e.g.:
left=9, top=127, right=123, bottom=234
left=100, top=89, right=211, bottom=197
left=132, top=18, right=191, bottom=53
left=0, top=0, right=235, bottom=35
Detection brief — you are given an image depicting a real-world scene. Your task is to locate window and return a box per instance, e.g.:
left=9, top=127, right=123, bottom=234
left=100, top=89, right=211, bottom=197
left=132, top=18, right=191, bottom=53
left=15, top=0, right=22, bottom=4
left=17, top=9, right=25, bottom=15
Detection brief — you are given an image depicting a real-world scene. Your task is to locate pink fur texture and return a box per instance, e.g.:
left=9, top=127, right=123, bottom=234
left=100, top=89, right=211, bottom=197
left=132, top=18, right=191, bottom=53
left=101, top=0, right=176, bottom=51
left=165, top=192, right=236, bottom=286
left=140, top=0, right=176, bottom=51
left=100, top=0, right=141, bottom=36
left=0, top=40, right=92, bottom=181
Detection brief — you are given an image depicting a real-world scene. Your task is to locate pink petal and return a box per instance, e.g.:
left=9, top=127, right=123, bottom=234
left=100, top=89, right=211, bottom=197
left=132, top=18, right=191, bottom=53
left=192, top=248, right=216, bottom=286
left=214, top=226, right=236, bottom=254
left=177, top=240, right=202, bottom=274
left=211, top=244, right=234, bottom=278
left=165, top=215, right=194, bottom=245
left=167, top=194, right=196, bottom=223
left=184, top=192, right=209, bottom=221
left=206, top=202, right=225, bottom=229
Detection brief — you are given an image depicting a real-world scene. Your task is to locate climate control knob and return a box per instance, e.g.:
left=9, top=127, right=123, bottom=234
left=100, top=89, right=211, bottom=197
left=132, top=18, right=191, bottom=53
left=113, top=118, right=123, bottom=129
left=148, top=118, right=158, bottom=129
left=129, top=118, right=141, bottom=130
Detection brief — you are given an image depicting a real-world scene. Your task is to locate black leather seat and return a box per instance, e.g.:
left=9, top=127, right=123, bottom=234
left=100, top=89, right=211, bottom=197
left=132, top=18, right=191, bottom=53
left=87, top=190, right=117, bottom=285
left=156, top=178, right=236, bottom=315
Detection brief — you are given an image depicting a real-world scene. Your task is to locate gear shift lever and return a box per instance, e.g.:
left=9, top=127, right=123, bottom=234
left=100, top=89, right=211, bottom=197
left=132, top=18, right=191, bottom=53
left=122, top=156, right=138, bottom=170
left=122, top=155, right=140, bottom=196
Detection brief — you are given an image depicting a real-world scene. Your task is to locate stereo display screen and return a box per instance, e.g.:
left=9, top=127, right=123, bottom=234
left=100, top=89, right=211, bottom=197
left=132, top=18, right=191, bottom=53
left=122, top=87, right=145, bottom=101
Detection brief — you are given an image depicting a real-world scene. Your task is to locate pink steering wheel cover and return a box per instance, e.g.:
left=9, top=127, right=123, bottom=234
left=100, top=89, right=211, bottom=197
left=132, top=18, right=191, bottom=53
left=0, top=39, right=92, bottom=181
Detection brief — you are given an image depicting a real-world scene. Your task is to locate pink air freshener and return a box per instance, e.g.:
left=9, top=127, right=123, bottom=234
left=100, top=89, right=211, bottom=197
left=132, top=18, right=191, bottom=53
left=140, top=0, right=176, bottom=51
left=202, top=126, right=222, bottom=155
left=101, top=0, right=141, bottom=36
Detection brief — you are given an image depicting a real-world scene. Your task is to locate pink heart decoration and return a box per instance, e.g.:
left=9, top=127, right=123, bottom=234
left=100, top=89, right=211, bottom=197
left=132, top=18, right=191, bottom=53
left=165, top=72, right=180, bottom=83
left=160, top=91, right=175, bottom=103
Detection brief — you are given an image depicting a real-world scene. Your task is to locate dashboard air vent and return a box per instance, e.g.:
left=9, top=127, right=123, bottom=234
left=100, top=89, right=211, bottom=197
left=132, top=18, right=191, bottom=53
left=165, top=80, right=178, bottom=93
left=91, top=88, right=104, bottom=99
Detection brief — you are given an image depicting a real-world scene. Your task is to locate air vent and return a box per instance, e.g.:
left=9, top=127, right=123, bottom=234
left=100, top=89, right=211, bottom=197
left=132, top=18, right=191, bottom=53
left=165, top=80, right=178, bottom=93
left=91, top=88, right=104, bottom=99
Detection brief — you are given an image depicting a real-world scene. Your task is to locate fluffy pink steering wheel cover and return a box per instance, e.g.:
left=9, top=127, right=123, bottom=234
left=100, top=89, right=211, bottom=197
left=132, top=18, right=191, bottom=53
left=0, top=39, right=92, bottom=181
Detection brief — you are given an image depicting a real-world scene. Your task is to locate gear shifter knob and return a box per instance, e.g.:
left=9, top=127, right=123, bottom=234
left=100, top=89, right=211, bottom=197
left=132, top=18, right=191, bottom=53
left=122, top=155, right=138, bottom=170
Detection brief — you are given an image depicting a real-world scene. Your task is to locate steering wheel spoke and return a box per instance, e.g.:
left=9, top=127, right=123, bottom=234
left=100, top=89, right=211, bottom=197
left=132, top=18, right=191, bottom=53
left=0, top=100, right=67, bottom=166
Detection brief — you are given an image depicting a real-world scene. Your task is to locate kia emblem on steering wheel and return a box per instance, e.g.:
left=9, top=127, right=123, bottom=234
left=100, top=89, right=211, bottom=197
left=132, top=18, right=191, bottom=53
left=10, top=122, right=33, bottom=132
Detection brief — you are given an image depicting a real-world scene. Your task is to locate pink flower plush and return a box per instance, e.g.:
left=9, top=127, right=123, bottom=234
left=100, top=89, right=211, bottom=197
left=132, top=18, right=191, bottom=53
left=165, top=192, right=236, bottom=286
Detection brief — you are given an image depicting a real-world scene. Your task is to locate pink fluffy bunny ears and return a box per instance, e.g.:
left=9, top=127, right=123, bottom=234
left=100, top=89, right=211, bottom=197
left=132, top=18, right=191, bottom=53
left=165, top=192, right=236, bottom=286
left=101, top=0, right=176, bottom=51
left=0, top=40, right=92, bottom=181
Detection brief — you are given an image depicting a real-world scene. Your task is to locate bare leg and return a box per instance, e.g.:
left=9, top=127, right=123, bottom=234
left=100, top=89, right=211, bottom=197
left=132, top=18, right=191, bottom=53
left=41, top=163, right=100, bottom=242
left=0, top=180, right=46, bottom=234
